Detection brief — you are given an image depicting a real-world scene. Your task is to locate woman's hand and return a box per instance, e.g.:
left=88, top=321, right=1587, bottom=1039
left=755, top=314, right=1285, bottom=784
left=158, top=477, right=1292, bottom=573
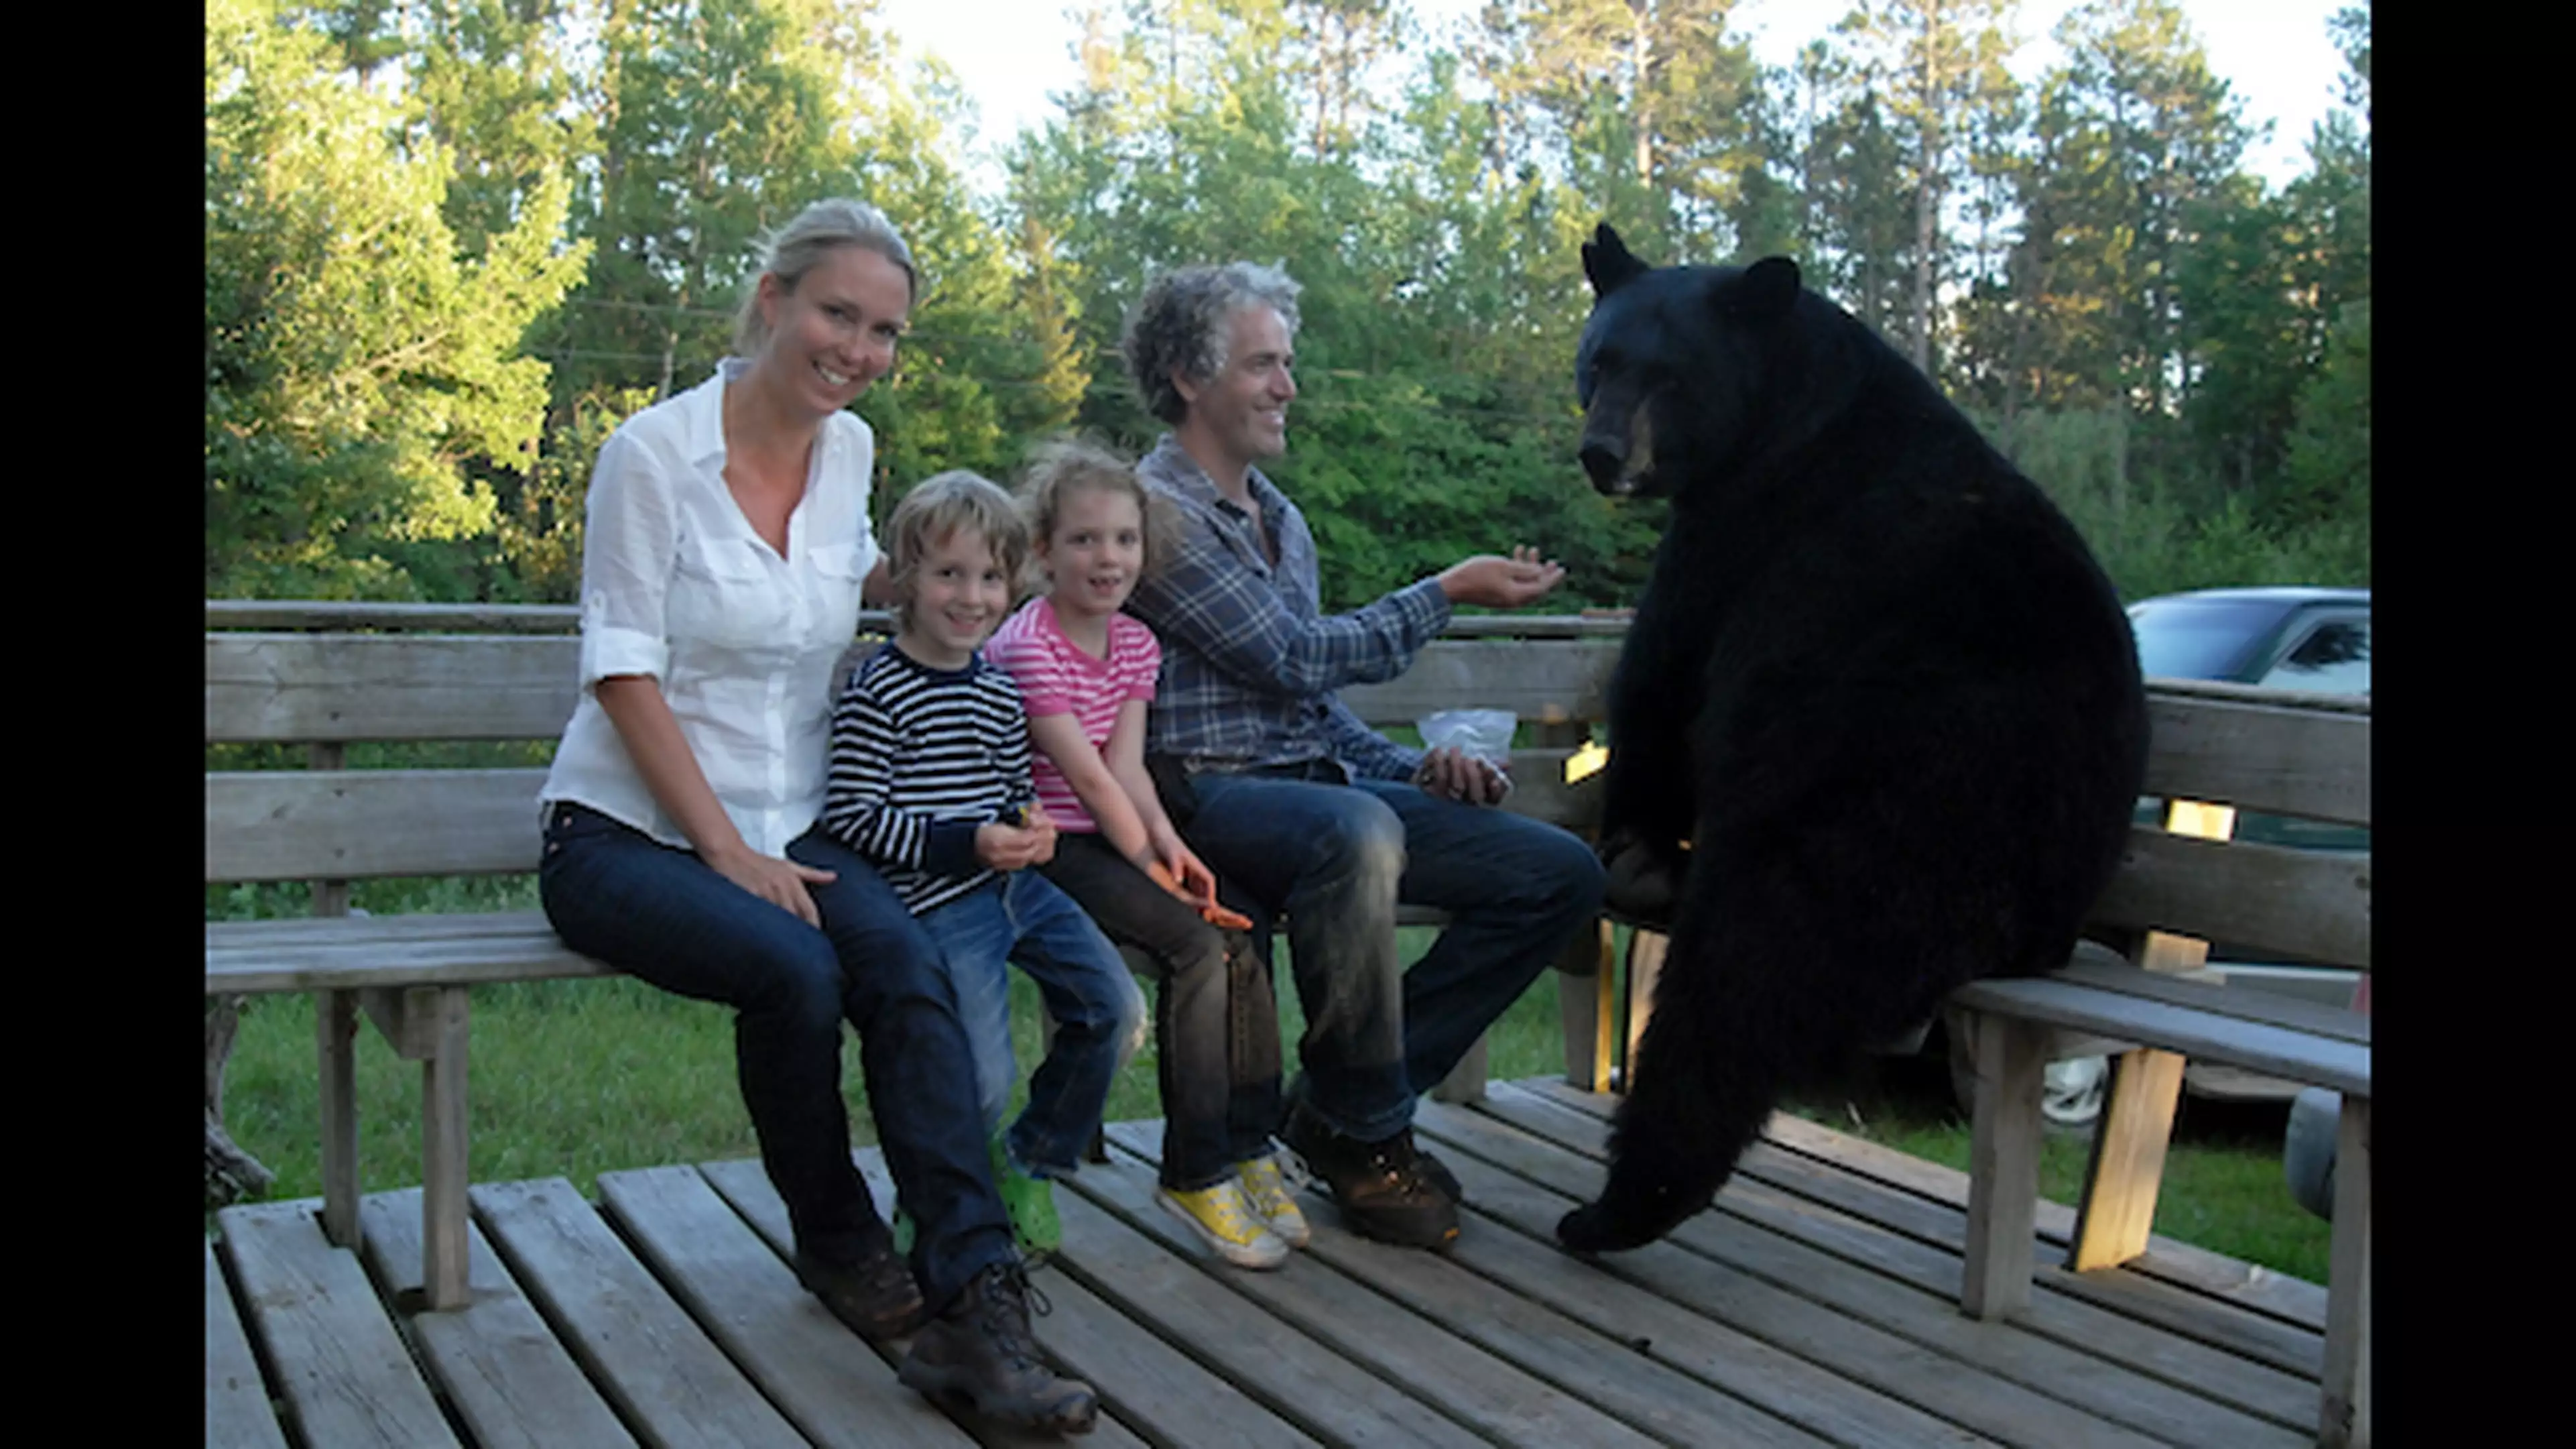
left=705, top=842, right=838, bottom=927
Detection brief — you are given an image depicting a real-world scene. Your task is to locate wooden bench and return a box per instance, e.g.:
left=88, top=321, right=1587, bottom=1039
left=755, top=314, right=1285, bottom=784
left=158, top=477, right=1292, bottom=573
left=206, top=603, right=623, bottom=1310
left=203, top=599, right=1623, bottom=1312
left=1944, top=679, right=2371, bottom=1448
left=212, top=602, right=2368, bottom=1435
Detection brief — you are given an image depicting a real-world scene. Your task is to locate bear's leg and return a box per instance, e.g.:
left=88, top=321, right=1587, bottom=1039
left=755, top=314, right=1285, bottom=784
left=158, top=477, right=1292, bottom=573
left=1556, top=881, right=1855, bottom=1254
left=1596, top=644, right=1703, bottom=924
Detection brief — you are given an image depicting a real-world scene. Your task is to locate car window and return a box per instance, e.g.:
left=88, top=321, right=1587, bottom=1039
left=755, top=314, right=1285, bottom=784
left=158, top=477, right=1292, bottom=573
left=2127, top=597, right=2278, bottom=679
left=2258, top=616, right=2370, bottom=696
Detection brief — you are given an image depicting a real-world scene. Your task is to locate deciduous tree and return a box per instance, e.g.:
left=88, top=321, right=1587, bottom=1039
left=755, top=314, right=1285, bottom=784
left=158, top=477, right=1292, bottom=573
left=206, top=0, right=587, bottom=598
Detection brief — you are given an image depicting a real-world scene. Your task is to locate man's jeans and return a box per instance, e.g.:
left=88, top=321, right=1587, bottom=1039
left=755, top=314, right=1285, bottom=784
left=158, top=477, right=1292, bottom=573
left=536, top=803, right=1013, bottom=1308
left=920, top=868, right=1147, bottom=1179
left=1179, top=769, right=1607, bottom=1143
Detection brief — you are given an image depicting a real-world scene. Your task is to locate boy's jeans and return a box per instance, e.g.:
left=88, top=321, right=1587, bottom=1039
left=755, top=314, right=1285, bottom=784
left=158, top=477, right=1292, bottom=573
left=922, top=869, right=1147, bottom=1178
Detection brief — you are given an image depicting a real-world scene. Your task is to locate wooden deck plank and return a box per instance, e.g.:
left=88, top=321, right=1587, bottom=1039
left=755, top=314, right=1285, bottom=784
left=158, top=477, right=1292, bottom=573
left=1743, top=1134, right=2322, bottom=1376
left=1105, top=1121, right=1870, bottom=1449
left=720, top=1142, right=1438, bottom=1448
left=357, top=1188, right=637, bottom=1449
left=1418, top=1098, right=2302, bottom=1449
left=1743, top=1095, right=2330, bottom=1331
left=214, top=1200, right=461, bottom=1448
left=1471, top=1088, right=2325, bottom=1414
left=1022, top=1261, right=1327, bottom=1449
left=1513, top=1081, right=2330, bottom=1368
left=1408, top=1106, right=2166, bottom=1449
left=204, top=1088, right=2348, bottom=1449
left=205, top=1236, right=290, bottom=1449
left=1428, top=1159, right=2005, bottom=1449
left=1081, top=1128, right=1674, bottom=1449
left=699, top=1153, right=1164, bottom=1449
left=1037, top=1173, right=1492, bottom=1447
left=595, top=1165, right=974, bottom=1449
left=469, top=1176, right=806, bottom=1448
left=1711, top=1169, right=2319, bottom=1431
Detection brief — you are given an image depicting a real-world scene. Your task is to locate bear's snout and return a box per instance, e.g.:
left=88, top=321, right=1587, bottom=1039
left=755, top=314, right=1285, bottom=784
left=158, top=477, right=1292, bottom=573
left=1581, top=396, right=1654, bottom=496
left=1580, top=439, right=1628, bottom=492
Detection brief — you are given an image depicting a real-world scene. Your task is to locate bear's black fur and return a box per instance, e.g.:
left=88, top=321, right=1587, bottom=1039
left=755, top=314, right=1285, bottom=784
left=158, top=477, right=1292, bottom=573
left=1555, top=227, right=2149, bottom=1254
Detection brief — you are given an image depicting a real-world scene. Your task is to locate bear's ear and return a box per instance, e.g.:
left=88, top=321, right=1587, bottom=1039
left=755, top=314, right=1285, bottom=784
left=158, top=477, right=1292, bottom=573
left=1583, top=223, right=1650, bottom=299
left=1723, top=255, right=1802, bottom=322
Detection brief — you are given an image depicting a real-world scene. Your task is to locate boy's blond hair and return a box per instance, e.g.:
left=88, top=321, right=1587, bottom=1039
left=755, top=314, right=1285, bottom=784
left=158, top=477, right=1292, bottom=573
left=885, top=471, right=1030, bottom=627
left=1013, top=435, right=1183, bottom=595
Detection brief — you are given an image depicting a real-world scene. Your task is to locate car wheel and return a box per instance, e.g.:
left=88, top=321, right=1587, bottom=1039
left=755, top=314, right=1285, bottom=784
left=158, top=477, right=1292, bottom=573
left=1943, top=1025, right=2107, bottom=1133
left=2283, top=1086, right=2339, bottom=1220
left=2041, top=1055, right=2109, bottom=1129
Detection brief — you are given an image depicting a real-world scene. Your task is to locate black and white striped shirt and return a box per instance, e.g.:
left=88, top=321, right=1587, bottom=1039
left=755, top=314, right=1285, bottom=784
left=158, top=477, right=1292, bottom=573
left=822, top=642, right=1036, bottom=915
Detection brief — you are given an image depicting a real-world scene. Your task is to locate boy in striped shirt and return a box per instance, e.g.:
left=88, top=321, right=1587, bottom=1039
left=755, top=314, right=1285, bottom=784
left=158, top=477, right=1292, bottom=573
left=822, top=471, right=1146, bottom=1261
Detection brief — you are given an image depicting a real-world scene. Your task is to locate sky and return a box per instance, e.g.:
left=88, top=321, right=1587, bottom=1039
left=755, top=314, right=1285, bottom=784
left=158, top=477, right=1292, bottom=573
left=871, top=0, right=2353, bottom=194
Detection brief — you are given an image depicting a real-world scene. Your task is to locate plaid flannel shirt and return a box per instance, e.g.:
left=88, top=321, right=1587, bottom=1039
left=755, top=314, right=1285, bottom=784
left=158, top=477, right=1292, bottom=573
left=1126, top=436, right=1451, bottom=782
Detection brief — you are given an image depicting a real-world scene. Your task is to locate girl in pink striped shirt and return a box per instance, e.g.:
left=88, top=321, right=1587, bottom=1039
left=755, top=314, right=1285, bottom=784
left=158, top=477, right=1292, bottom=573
left=985, top=438, right=1304, bottom=1271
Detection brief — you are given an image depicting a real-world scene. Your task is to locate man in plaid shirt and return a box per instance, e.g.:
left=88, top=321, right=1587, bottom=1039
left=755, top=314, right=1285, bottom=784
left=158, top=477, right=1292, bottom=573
left=1122, top=262, right=1607, bottom=1251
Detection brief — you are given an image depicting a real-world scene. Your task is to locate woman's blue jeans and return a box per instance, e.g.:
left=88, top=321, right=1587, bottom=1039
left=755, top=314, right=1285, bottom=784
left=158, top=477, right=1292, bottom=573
left=536, top=803, right=1013, bottom=1308
left=919, top=869, right=1146, bottom=1179
left=1178, top=770, right=1607, bottom=1144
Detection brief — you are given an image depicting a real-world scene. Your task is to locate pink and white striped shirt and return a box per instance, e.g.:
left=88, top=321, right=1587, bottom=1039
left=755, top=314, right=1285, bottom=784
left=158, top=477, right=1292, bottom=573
left=984, top=597, right=1162, bottom=834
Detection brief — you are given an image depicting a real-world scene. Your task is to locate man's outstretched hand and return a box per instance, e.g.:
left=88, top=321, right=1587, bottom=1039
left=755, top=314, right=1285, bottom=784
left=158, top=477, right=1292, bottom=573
left=1437, top=546, right=1565, bottom=609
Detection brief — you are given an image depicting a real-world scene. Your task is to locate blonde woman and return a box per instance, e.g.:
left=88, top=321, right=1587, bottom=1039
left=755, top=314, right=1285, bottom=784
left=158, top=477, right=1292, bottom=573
left=536, top=199, right=1095, bottom=1434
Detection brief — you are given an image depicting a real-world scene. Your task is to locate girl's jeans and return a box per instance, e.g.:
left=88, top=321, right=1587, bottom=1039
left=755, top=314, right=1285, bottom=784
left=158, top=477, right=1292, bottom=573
left=1039, top=831, right=1282, bottom=1190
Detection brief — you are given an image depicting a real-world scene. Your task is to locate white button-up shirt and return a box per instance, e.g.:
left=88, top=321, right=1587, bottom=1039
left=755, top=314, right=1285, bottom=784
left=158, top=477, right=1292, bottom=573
left=541, top=360, right=879, bottom=857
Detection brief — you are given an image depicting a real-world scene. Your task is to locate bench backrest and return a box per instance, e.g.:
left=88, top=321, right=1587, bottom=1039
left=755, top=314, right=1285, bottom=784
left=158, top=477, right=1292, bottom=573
left=2098, top=679, right=2371, bottom=973
left=207, top=601, right=2372, bottom=979
left=204, top=604, right=1621, bottom=885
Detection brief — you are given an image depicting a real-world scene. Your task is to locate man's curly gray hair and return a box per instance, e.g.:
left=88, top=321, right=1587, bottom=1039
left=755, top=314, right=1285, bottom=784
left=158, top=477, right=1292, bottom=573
left=1120, top=263, right=1303, bottom=425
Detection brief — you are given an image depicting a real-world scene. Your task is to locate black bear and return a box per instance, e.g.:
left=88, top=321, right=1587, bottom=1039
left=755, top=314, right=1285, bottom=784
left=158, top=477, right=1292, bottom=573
left=1555, top=226, right=2149, bottom=1254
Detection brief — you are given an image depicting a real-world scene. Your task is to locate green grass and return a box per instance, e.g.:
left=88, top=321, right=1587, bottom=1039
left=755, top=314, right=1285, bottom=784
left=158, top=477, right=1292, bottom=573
left=211, top=916, right=2327, bottom=1284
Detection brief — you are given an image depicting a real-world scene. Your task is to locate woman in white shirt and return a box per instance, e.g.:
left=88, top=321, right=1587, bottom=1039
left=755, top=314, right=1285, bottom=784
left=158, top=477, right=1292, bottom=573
left=536, top=199, right=1096, bottom=1435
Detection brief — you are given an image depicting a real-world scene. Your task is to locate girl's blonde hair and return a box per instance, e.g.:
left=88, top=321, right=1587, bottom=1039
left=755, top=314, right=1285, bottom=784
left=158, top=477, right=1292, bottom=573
left=1014, top=436, right=1184, bottom=595
left=884, top=471, right=1030, bottom=626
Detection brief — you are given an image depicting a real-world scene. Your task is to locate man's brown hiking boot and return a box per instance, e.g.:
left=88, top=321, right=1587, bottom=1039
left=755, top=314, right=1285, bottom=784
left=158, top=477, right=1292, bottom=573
left=899, top=1263, right=1098, bottom=1435
left=1282, top=1103, right=1459, bottom=1249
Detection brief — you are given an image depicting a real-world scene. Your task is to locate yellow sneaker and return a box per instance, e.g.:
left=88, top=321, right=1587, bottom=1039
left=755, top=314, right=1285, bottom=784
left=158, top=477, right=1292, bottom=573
left=1156, top=1179, right=1290, bottom=1269
left=1237, top=1152, right=1312, bottom=1250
